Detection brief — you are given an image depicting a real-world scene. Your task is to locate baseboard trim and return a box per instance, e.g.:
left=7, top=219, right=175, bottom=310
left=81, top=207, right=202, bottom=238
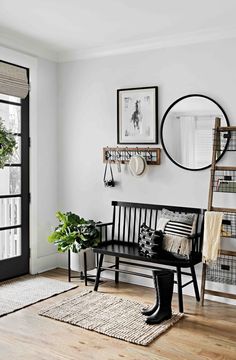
left=30, top=253, right=59, bottom=274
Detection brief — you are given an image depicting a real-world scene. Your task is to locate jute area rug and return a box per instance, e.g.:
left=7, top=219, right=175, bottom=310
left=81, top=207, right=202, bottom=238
left=39, top=290, right=183, bottom=346
left=0, top=275, right=77, bottom=317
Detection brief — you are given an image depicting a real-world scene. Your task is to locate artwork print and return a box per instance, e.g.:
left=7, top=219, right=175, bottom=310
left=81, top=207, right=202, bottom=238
left=117, top=87, right=158, bottom=144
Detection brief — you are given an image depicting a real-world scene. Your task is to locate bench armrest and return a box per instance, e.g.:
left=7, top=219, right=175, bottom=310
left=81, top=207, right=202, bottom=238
left=187, top=232, right=203, bottom=256
left=187, top=232, right=202, bottom=240
left=96, top=222, right=113, bottom=243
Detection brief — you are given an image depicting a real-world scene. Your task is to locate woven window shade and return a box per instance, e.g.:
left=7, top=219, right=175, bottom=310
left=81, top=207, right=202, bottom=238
left=0, top=61, right=29, bottom=99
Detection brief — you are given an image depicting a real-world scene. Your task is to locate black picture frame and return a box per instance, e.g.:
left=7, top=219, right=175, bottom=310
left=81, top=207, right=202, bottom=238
left=117, top=86, right=158, bottom=144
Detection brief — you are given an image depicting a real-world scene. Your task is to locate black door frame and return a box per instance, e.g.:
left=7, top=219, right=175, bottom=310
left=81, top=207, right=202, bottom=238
left=0, top=64, right=30, bottom=281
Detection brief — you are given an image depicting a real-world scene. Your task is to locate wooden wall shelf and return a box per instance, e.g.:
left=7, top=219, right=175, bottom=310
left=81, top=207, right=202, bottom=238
left=201, top=119, right=236, bottom=304
left=103, top=147, right=161, bottom=165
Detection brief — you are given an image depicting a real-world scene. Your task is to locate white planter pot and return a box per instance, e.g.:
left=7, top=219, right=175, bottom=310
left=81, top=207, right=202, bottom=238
left=70, top=248, right=95, bottom=272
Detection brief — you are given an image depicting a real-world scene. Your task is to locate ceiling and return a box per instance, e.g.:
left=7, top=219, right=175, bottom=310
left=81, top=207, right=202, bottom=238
left=0, top=0, right=236, bottom=62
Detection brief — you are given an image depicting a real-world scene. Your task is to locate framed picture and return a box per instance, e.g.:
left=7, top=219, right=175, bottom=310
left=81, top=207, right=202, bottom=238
left=117, top=86, right=158, bottom=144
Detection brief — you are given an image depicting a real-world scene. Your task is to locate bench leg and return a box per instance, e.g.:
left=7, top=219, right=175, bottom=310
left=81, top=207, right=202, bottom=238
left=190, top=265, right=200, bottom=302
left=115, top=257, right=119, bottom=284
left=176, top=267, right=184, bottom=313
left=94, top=254, right=104, bottom=291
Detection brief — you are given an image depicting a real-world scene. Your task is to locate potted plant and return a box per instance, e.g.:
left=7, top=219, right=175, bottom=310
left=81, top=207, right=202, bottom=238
left=0, top=119, right=17, bottom=168
left=48, top=211, right=100, bottom=272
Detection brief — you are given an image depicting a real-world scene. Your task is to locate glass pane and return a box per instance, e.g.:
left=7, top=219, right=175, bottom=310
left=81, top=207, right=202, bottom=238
left=8, top=136, right=21, bottom=165
left=0, top=167, right=21, bottom=195
left=0, top=197, right=21, bottom=227
left=0, top=101, right=21, bottom=133
left=0, top=228, right=21, bottom=260
left=0, top=94, right=21, bottom=103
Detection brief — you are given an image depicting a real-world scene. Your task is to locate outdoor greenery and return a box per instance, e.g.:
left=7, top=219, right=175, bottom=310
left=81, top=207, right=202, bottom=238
left=0, top=119, right=17, bottom=169
left=48, top=211, right=100, bottom=253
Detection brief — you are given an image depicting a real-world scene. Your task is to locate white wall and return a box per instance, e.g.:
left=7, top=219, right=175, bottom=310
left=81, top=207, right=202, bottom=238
left=58, top=38, right=236, bottom=303
left=33, top=58, right=59, bottom=272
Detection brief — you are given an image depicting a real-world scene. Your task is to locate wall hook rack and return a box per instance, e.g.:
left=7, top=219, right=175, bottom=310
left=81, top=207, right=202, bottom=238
left=103, top=146, right=161, bottom=165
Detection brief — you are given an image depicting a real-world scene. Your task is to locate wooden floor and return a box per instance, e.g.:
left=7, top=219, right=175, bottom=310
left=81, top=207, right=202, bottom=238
left=0, top=269, right=235, bottom=360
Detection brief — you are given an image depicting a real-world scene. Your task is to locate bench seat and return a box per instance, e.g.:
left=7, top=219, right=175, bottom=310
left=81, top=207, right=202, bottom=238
left=95, top=240, right=202, bottom=267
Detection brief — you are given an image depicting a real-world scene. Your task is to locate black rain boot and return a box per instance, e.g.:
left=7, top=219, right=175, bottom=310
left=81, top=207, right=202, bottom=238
left=141, top=269, right=172, bottom=316
left=146, top=270, right=174, bottom=325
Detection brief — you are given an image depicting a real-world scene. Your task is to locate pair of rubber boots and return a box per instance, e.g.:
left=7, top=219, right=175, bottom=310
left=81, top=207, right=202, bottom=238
left=142, top=269, right=174, bottom=325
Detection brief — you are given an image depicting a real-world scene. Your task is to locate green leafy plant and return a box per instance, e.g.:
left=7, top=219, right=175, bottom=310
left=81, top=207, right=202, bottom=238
left=0, top=119, right=17, bottom=169
left=48, top=211, right=100, bottom=253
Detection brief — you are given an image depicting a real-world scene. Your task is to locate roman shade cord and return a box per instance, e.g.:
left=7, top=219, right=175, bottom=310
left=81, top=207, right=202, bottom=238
left=0, top=61, right=29, bottom=99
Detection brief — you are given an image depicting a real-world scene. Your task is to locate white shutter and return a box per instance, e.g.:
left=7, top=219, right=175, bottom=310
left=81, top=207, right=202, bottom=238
left=0, top=61, right=29, bottom=99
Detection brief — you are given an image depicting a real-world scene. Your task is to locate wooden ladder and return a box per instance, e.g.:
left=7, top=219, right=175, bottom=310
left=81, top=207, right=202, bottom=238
left=201, top=118, right=236, bottom=304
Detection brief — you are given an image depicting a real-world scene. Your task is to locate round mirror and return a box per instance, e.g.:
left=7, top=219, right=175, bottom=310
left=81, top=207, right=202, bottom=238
left=161, top=94, right=229, bottom=171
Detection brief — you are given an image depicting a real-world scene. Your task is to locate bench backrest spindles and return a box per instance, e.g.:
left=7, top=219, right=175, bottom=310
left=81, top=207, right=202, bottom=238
left=117, top=205, right=121, bottom=241
left=127, top=207, right=132, bottom=242
left=132, top=207, right=137, bottom=243
left=111, top=201, right=205, bottom=256
left=122, top=207, right=127, bottom=242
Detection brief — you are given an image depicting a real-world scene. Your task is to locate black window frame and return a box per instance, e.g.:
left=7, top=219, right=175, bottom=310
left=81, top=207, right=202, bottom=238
left=0, top=61, right=30, bottom=281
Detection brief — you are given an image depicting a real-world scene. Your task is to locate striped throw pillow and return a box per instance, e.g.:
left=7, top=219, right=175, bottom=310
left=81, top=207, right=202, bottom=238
left=164, top=220, right=192, bottom=237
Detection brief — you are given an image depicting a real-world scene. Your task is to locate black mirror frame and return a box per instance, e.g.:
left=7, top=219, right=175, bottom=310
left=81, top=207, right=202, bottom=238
left=160, top=94, right=230, bottom=171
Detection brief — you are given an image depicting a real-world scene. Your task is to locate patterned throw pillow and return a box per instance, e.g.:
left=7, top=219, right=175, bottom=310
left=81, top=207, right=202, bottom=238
left=161, top=208, right=195, bottom=225
left=161, top=208, right=198, bottom=236
left=139, top=223, right=163, bottom=258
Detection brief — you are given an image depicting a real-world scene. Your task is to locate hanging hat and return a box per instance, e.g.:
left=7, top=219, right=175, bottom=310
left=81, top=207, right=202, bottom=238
left=128, top=155, right=147, bottom=177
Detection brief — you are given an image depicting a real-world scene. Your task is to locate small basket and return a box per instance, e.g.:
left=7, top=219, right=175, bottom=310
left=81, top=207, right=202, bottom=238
left=206, top=253, right=236, bottom=285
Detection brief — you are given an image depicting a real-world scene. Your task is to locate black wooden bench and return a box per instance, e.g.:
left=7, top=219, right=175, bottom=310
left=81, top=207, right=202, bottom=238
left=94, top=201, right=205, bottom=312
